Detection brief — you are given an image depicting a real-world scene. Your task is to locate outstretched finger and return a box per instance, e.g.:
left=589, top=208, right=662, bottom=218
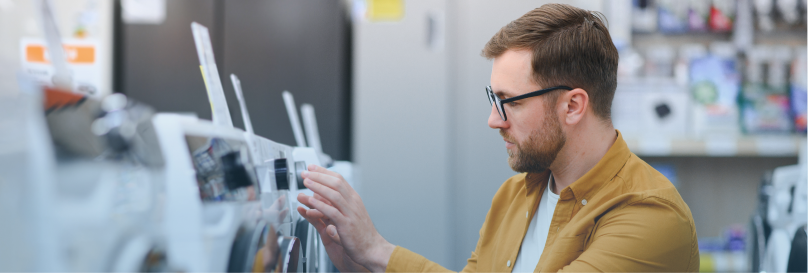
left=311, top=209, right=326, bottom=218
left=296, top=205, right=322, bottom=219
left=312, top=193, right=333, bottom=206
left=307, top=164, right=343, bottom=179
left=297, top=193, right=315, bottom=209
left=304, top=207, right=326, bottom=219
left=306, top=195, right=345, bottom=225
left=297, top=206, right=325, bottom=229
left=304, top=166, right=355, bottom=198
left=298, top=193, right=334, bottom=214
left=304, top=178, right=348, bottom=212
left=297, top=208, right=340, bottom=247
left=312, top=193, right=337, bottom=209
left=302, top=171, right=344, bottom=192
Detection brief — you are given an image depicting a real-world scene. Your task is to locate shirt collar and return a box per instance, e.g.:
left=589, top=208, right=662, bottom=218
left=523, top=130, right=630, bottom=200
left=566, top=130, right=631, bottom=202
left=524, top=170, right=550, bottom=196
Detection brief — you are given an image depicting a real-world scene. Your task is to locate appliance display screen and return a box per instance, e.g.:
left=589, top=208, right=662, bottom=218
left=185, top=135, right=258, bottom=201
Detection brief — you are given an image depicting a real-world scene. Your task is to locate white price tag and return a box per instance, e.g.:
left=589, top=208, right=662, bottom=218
left=191, top=22, right=233, bottom=127
left=755, top=136, right=796, bottom=156
left=705, top=137, right=738, bottom=156
left=122, top=0, right=166, bottom=24
left=20, top=38, right=103, bottom=97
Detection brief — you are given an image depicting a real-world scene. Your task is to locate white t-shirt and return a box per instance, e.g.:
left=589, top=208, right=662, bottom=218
left=512, top=176, right=560, bottom=272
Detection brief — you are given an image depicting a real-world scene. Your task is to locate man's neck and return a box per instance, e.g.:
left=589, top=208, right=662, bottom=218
left=549, top=123, right=617, bottom=195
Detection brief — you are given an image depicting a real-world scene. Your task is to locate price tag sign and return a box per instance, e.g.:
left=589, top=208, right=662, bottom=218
left=20, top=38, right=102, bottom=97
left=191, top=22, right=233, bottom=127
left=755, top=136, right=797, bottom=156
left=705, top=136, right=738, bottom=156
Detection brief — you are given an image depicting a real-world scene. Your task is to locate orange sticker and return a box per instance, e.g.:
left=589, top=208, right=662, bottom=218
left=25, top=44, right=95, bottom=64
left=25, top=45, right=47, bottom=63
left=43, top=86, right=87, bottom=112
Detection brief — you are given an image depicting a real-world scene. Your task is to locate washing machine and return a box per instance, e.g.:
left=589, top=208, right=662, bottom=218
left=153, top=112, right=327, bottom=272
left=0, top=83, right=170, bottom=271
left=51, top=91, right=169, bottom=272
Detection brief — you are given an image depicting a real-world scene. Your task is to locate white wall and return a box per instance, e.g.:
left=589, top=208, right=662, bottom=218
left=352, top=0, right=453, bottom=267
left=449, top=1, right=547, bottom=268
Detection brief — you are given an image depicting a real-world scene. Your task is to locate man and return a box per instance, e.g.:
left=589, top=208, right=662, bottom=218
left=296, top=3, right=699, bottom=272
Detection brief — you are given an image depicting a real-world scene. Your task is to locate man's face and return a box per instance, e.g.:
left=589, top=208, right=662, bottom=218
left=488, top=49, right=566, bottom=173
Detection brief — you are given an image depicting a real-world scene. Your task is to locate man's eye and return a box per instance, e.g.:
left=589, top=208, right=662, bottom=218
left=508, top=101, right=518, bottom=107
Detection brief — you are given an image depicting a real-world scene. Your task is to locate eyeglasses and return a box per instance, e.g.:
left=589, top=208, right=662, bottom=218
left=486, top=85, right=573, bottom=121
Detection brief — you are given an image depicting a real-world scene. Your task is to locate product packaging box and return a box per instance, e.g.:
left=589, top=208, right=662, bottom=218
left=689, top=52, right=741, bottom=136
left=791, top=47, right=807, bottom=133
left=741, top=46, right=793, bottom=133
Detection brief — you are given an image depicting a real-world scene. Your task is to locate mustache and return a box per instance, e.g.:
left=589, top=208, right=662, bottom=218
left=499, top=130, right=514, bottom=143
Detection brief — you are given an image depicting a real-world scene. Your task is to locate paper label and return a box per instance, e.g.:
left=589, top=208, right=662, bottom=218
left=755, top=136, right=796, bottom=156
left=367, top=0, right=404, bottom=21
left=191, top=22, right=233, bottom=127
left=230, top=74, right=260, bottom=165
left=230, top=74, right=253, bottom=135
left=122, top=0, right=166, bottom=24
left=705, top=136, right=738, bottom=156
left=20, top=38, right=103, bottom=97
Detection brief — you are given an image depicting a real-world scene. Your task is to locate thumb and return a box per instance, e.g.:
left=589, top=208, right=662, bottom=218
left=326, top=224, right=342, bottom=245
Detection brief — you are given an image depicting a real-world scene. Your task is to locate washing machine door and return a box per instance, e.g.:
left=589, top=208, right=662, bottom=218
left=242, top=228, right=302, bottom=273
left=276, top=236, right=302, bottom=273
left=227, top=221, right=270, bottom=272
left=294, top=219, right=321, bottom=273
left=786, top=225, right=807, bottom=273
left=111, top=235, right=169, bottom=272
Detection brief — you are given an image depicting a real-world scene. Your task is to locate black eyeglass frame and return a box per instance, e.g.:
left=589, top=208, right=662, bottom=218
left=486, top=85, right=573, bottom=121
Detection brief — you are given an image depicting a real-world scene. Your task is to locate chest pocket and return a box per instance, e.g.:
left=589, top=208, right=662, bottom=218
left=551, top=233, right=586, bottom=253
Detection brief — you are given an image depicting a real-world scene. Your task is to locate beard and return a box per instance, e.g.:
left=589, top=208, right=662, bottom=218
left=500, top=112, right=566, bottom=174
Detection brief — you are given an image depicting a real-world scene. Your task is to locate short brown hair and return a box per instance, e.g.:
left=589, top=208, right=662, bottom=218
left=482, top=3, right=618, bottom=120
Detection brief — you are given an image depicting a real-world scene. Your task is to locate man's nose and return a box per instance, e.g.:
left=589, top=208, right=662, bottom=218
left=488, top=104, right=508, bottom=129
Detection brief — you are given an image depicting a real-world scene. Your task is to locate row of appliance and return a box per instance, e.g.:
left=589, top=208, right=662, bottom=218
left=749, top=152, right=807, bottom=272
left=1, top=82, right=342, bottom=272
left=0, top=1, right=343, bottom=271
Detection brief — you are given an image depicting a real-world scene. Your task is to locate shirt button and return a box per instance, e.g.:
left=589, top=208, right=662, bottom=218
left=507, top=260, right=511, bottom=267
left=582, top=199, right=587, bottom=205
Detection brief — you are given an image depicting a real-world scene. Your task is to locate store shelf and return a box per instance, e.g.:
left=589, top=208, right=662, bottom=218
left=624, top=135, right=806, bottom=157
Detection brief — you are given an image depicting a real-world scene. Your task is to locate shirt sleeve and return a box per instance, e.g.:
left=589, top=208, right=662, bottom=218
left=557, top=196, right=699, bottom=272
left=386, top=221, right=484, bottom=273
left=385, top=246, right=479, bottom=273
left=386, top=175, right=521, bottom=273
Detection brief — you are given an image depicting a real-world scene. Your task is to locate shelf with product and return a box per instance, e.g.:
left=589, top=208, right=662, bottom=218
left=613, top=75, right=806, bottom=157
left=613, top=0, right=807, bottom=158
left=610, top=1, right=806, bottom=272
left=622, top=133, right=805, bottom=157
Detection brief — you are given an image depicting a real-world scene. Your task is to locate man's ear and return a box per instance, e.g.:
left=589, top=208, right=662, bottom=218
left=562, top=88, right=588, bottom=125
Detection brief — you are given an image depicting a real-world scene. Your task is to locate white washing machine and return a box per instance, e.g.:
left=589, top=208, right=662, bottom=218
left=153, top=113, right=327, bottom=272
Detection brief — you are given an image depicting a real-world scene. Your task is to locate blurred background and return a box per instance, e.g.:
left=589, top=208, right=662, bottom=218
left=0, top=0, right=806, bottom=272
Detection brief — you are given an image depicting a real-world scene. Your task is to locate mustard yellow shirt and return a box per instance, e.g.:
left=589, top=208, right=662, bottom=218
left=387, top=131, right=699, bottom=272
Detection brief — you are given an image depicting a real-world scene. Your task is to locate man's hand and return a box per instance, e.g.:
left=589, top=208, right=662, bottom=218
left=297, top=194, right=368, bottom=273
left=296, top=165, right=396, bottom=272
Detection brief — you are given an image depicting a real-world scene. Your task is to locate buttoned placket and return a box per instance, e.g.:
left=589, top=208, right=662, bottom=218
left=517, top=173, right=548, bottom=273
left=551, top=189, right=576, bottom=243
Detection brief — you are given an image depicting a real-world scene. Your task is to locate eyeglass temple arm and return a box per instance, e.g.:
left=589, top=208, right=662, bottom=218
left=500, top=86, right=573, bottom=104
